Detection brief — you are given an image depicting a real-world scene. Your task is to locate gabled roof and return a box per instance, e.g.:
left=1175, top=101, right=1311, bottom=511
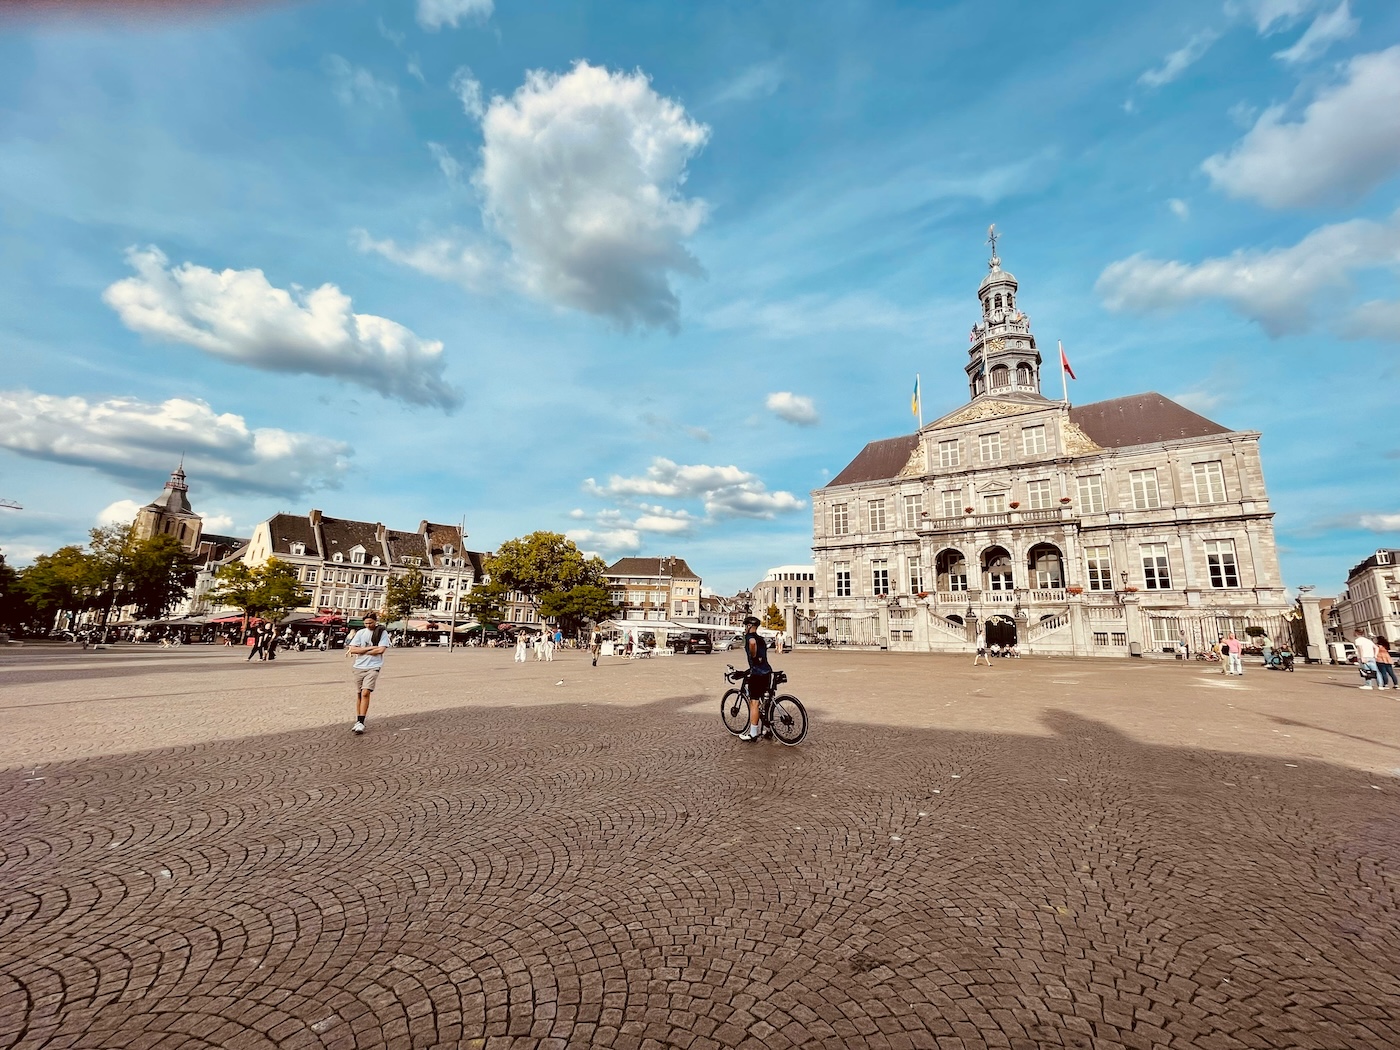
left=826, top=434, right=919, bottom=487
left=265, top=512, right=322, bottom=557
left=1070, top=393, right=1232, bottom=448
left=384, top=528, right=427, bottom=565
left=320, top=516, right=384, bottom=561
left=605, top=556, right=700, bottom=580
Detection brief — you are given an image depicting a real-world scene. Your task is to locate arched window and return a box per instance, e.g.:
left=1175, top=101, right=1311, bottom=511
left=990, top=365, right=1010, bottom=389
left=1016, top=363, right=1034, bottom=388
left=936, top=548, right=968, bottom=592
left=994, top=294, right=1003, bottom=309
left=983, top=546, right=1014, bottom=591
left=1027, top=543, right=1064, bottom=589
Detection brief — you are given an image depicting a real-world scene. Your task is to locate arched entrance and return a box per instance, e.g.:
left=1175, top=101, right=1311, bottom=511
left=982, top=546, right=1014, bottom=592
left=935, top=548, right=968, bottom=592
left=1026, top=543, right=1064, bottom=589
left=985, top=614, right=1017, bottom=647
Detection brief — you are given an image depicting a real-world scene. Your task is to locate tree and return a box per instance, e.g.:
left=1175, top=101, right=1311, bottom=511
left=539, top=584, right=619, bottom=638
left=20, top=545, right=104, bottom=628
left=460, top=579, right=508, bottom=625
left=762, top=603, right=786, bottom=632
left=208, top=558, right=309, bottom=634
left=208, top=561, right=263, bottom=626
left=0, top=552, right=44, bottom=636
left=124, top=533, right=196, bottom=619
left=485, top=532, right=606, bottom=609
left=384, top=567, right=430, bottom=642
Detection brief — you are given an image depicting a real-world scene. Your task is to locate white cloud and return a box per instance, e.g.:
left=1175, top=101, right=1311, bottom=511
left=1202, top=46, right=1400, bottom=208
left=1168, top=198, right=1190, bottom=219
left=353, top=229, right=494, bottom=294
left=428, top=142, right=464, bottom=183
left=361, top=62, right=710, bottom=329
left=565, top=527, right=641, bottom=556
left=1231, top=0, right=1327, bottom=34
left=1096, top=210, right=1400, bottom=336
left=202, top=513, right=236, bottom=533
left=710, top=61, right=784, bottom=105
left=632, top=505, right=699, bottom=534
left=1138, top=30, right=1220, bottom=89
left=586, top=457, right=803, bottom=520
left=324, top=55, right=398, bottom=109
left=1358, top=513, right=1400, bottom=532
left=765, top=392, right=819, bottom=427
left=97, top=499, right=142, bottom=526
left=103, top=246, right=460, bottom=410
left=1170, top=390, right=1225, bottom=413
left=1274, top=1, right=1357, bottom=64
left=450, top=67, right=485, bottom=120
left=0, top=391, right=350, bottom=496
left=416, top=0, right=492, bottom=30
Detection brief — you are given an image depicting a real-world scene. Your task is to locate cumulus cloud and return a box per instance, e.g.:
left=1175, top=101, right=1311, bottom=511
left=586, top=457, right=803, bottom=520
left=1358, top=513, right=1400, bottom=532
left=324, top=55, right=398, bottom=109
left=97, top=499, right=142, bottom=526
left=367, top=62, right=710, bottom=330
left=565, top=527, right=641, bottom=557
left=0, top=391, right=350, bottom=496
left=416, top=0, right=492, bottom=30
left=450, top=66, right=485, bottom=120
left=103, top=246, right=460, bottom=410
left=1274, top=1, right=1357, bottom=64
left=202, top=513, right=237, bottom=533
left=765, top=392, right=819, bottom=427
left=1138, top=30, right=1220, bottom=89
left=1096, top=210, right=1400, bottom=337
left=1202, top=46, right=1400, bottom=208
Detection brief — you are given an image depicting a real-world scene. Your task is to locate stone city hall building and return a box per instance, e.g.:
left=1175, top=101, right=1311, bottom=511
left=806, top=246, right=1292, bottom=657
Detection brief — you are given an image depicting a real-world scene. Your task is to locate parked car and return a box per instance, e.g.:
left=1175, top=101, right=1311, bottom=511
left=714, top=635, right=743, bottom=651
left=669, top=631, right=713, bottom=654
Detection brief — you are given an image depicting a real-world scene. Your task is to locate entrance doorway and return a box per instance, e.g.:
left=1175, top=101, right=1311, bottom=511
left=985, top=615, right=1017, bottom=648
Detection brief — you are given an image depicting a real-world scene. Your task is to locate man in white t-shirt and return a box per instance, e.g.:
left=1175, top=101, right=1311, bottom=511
left=347, top=611, right=389, bottom=733
left=1354, top=632, right=1378, bottom=690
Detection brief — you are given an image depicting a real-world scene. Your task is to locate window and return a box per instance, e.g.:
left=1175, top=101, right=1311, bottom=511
left=908, top=555, right=923, bottom=594
left=872, top=559, right=890, bottom=596
left=979, top=433, right=1002, bottom=462
left=903, top=493, right=923, bottom=528
left=1193, top=461, right=1227, bottom=504
left=332, top=552, right=344, bottom=563
left=305, top=569, right=317, bottom=584
left=1150, top=617, right=1181, bottom=647
left=941, top=490, right=961, bottom=518
left=938, top=439, right=960, bottom=467
left=444, top=544, right=455, bottom=555
left=1141, top=543, right=1171, bottom=590
left=1021, top=425, right=1047, bottom=455
left=1205, top=539, right=1240, bottom=588
left=290, top=541, right=306, bottom=556
left=1130, top=469, right=1161, bottom=510
left=986, top=552, right=1013, bottom=591
left=868, top=499, right=887, bottom=531
left=1077, top=475, right=1105, bottom=514
left=832, top=504, right=849, bottom=535
left=983, top=493, right=1006, bottom=514
left=808, top=587, right=815, bottom=602
left=1085, top=545, right=1113, bottom=591
left=783, top=586, right=791, bottom=603
left=835, top=563, right=851, bottom=598
left=371, top=556, right=382, bottom=567
left=1026, top=480, right=1053, bottom=510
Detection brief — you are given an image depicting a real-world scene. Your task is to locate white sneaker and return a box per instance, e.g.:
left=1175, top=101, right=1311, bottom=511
left=740, top=725, right=759, bottom=741
left=353, top=720, right=366, bottom=733
left=1359, top=685, right=1373, bottom=690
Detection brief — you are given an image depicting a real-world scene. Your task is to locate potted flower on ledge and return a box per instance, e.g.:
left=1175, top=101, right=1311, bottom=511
left=1065, top=585, right=1084, bottom=596
left=1122, top=586, right=1139, bottom=593
left=1008, top=501, right=1020, bottom=509
left=1059, top=496, right=1072, bottom=504
left=964, top=506, right=974, bottom=514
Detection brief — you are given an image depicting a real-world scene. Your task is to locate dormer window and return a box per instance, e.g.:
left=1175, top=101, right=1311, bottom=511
left=371, top=556, right=381, bottom=566
left=333, top=552, right=344, bottom=563
left=290, top=541, right=306, bottom=556
left=444, top=544, right=455, bottom=556
left=1380, top=551, right=1393, bottom=566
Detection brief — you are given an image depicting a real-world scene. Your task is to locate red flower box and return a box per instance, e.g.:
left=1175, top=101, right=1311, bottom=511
left=1008, top=501, right=1020, bottom=509
left=964, top=507, right=974, bottom=513
left=1059, top=496, right=1072, bottom=503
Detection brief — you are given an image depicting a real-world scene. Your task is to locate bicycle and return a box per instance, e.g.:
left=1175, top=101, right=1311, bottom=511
left=721, top=665, right=808, bottom=745
left=158, top=636, right=183, bottom=649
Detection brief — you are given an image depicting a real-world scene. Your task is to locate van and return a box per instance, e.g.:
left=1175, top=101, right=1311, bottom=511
left=1328, top=642, right=1356, bottom=664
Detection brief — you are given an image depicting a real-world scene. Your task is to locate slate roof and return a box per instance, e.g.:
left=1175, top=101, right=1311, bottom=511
left=385, top=528, right=428, bottom=565
left=319, top=516, right=384, bottom=561
left=605, top=556, right=700, bottom=579
left=826, top=434, right=920, bottom=487
left=264, top=513, right=322, bottom=557
left=1070, top=393, right=1231, bottom=449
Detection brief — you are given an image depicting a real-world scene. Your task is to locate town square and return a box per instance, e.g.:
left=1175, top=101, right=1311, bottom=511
left=3, top=0, right=1400, bottom=1047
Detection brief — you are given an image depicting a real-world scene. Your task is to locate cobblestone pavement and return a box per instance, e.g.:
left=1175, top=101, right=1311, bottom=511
left=2, top=646, right=1398, bottom=1049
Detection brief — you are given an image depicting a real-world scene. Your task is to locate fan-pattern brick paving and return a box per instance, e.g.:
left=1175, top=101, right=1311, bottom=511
left=1, top=646, right=1397, bottom=1049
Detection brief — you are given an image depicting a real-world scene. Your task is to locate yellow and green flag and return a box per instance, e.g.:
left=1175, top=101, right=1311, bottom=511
left=911, top=375, right=920, bottom=418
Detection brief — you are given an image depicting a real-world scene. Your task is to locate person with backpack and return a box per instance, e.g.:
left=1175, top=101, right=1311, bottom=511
left=347, top=611, right=389, bottom=734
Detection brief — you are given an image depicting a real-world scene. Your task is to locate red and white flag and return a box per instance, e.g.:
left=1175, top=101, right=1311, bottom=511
left=1059, top=341, right=1077, bottom=380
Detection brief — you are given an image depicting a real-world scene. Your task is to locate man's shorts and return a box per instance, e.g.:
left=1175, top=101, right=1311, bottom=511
left=353, top=667, right=381, bottom=692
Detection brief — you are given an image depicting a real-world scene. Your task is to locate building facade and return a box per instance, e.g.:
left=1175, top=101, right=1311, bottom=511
left=750, top=565, right=818, bottom=628
left=807, top=246, right=1292, bottom=656
left=241, top=510, right=485, bottom=618
left=1330, top=549, right=1400, bottom=644
left=604, top=557, right=702, bottom=621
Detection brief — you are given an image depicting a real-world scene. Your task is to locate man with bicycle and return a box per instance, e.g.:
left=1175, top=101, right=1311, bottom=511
left=739, top=614, right=771, bottom=742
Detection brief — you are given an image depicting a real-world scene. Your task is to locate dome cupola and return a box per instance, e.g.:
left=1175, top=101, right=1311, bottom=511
left=965, top=225, right=1043, bottom=401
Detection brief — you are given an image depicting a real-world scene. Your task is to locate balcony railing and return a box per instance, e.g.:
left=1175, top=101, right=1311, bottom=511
left=920, top=505, right=1074, bottom=532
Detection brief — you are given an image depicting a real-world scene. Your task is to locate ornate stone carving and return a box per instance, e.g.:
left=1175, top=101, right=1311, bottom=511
left=897, top=441, right=928, bottom=478
left=1060, top=417, right=1102, bottom=456
left=934, top=400, right=1043, bottom=427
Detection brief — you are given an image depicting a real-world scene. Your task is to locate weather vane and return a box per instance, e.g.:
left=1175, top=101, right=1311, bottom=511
left=986, top=223, right=1000, bottom=268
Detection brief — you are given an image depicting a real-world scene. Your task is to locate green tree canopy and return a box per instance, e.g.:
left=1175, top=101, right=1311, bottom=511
left=539, top=584, right=619, bottom=638
left=461, top=580, right=508, bottom=626
left=209, top=558, right=308, bottom=626
left=762, top=603, right=786, bottom=632
left=20, top=545, right=103, bottom=623
left=384, top=567, right=430, bottom=639
left=485, top=532, right=606, bottom=607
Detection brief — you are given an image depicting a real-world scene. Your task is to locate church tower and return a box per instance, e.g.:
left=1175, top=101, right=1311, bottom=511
left=965, top=225, right=1044, bottom=401
left=132, top=462, right=204, bottom=551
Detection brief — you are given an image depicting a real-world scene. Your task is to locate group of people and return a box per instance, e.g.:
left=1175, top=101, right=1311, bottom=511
left=1354, top=632, right=1397, bottom=689
left=1214, top=632, right=1245, bottom=675
left=512, top=628, right=565, bottom=663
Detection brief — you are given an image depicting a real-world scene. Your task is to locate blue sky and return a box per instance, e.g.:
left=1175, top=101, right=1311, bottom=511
left=1, top=0, right=1397, bottom=595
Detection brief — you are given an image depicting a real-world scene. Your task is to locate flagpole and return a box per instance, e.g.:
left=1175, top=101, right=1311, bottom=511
left=1059, top=340, right=1068, bottom=405
left=916, top=373, right=923, bottom=429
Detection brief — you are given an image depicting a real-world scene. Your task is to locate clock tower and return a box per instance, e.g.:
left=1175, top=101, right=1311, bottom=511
left=965, top=225, right=1044, bottom=401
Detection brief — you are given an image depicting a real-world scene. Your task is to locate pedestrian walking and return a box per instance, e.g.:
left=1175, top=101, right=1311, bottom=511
left=543, top=631, right=555, bottom=662
left=1224, top=632, right=1244, bottom=676
left=1354, top=632, right=1379, bottom=689
left=346, top=611, right=389, bottom=734
left=973, top=643, right=992, bottom=667
left=589, top=627, right=603, bottom=667
left=514, top=633, right=528, bottom=663
left=1375, top=637, right=1396, bottom=690
left=246, top=625, right=263, bottom=661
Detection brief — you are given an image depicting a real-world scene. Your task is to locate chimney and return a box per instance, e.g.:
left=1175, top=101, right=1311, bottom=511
left=309, top=509, right=322, bottom=527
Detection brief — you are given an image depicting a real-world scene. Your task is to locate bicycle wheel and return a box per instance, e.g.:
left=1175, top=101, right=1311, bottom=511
left=720, top=689, right=750, bottom=736
left=768, top=694, right=808, bottom=746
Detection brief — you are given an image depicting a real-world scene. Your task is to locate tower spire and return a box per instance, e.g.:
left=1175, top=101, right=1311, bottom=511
left=964, top=227, right=1043, bottom=401
left=986, top=223, right=1000, bottom=271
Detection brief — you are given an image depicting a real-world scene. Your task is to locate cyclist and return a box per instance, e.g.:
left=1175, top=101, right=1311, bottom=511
left=739, top=614, right=772, bottom=742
